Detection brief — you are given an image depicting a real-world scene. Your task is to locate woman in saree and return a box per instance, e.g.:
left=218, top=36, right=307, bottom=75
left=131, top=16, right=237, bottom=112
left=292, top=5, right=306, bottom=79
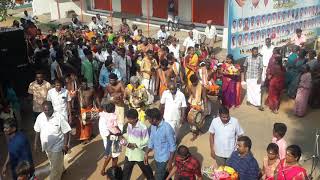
left=309, top=53, right=320, bottom=108
left=273, top=145, right=308, bottom=180
left=285, top=45, right=300, bottom=88
left=221, top=54, right=241, bottom=108
left=294, top=65, right=312, bottom=117
left=184, top=47, right=199, bottom=87
left=265, top=56, right=285, bottom=114
left=287, top=49, right=307, bottom=98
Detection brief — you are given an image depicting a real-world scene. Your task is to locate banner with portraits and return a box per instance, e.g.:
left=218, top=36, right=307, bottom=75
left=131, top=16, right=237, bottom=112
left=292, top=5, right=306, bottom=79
left=228, top=0, right=320, bottom=60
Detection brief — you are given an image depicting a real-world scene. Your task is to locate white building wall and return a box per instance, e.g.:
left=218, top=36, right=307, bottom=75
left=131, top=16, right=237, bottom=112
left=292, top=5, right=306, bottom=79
left=33, top=0, right=82, bottom=20
left=178, top=0, right=191, bottom=22
left=32, top=0, right=54, bottom=16
left=50, top=0, right=81, bottom=20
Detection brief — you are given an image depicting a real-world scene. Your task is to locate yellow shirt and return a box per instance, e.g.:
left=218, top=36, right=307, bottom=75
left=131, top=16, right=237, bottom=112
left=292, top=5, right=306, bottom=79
left=140, top=58, right=158, bottom=79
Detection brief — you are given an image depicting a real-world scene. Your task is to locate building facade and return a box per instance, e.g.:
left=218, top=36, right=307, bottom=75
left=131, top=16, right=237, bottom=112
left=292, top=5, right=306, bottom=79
left=88, top=0, right=227, bottom=26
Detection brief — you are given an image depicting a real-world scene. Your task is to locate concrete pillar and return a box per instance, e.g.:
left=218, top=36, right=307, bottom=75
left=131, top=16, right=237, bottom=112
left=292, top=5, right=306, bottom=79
left=141, top=0, right=153, bottom=17
left=224, top=0, right=228, bottom=27
left=178, top=0, right=191, bottom=22
left=112, top=0, right=121, bottom=12
left=222, top=28, right=229, bottom=49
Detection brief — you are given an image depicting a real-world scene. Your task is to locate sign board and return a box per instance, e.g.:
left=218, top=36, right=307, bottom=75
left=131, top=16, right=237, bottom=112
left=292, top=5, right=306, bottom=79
left=228, top=0, right=320, bottom=60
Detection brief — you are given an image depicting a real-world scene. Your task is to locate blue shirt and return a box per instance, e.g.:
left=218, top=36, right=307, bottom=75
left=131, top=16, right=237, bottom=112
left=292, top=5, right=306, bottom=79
left=99, top=66, right=122, bottom=88
left=8, top=132, right=34, bottom=179
left=227, top=151, right=259, bottom=180
left=148, top=120, right=176, bottom=162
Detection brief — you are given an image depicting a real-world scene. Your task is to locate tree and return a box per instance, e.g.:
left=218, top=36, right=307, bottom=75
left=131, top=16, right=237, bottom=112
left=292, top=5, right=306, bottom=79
left=0, top=0, right=15, bottom=22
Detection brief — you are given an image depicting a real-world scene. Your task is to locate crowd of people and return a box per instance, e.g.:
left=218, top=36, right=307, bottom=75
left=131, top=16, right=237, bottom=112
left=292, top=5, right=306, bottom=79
left=0, top=10, right=319, bottom=180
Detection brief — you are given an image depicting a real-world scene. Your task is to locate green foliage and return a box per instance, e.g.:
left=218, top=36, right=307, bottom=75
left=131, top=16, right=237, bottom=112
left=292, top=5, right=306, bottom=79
left=0, top=0, right=15, bottom=22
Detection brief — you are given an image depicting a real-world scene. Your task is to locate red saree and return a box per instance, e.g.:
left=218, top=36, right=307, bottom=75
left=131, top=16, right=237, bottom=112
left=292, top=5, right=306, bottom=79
left=271, top=159, right=307, bottom=180
left=265, top=64, right=285, bottom=111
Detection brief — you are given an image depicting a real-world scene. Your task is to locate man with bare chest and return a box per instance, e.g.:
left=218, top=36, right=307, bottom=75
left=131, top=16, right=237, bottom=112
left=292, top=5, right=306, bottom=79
left=65, top=72, right=80, bottom=123
left=187, top=74, right=208, bottom=141
left=157, top=59, right=173, bottom=97
left=79, top=78, right=99, bottom=144
left=167, top=54, right=184, bottom=88
left=104, top=73, right=125, bottom=131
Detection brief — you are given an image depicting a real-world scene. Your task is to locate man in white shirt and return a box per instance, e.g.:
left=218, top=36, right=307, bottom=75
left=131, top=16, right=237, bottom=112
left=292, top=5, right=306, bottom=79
left=95, top=45, right=106, bottom=63
left=102, top=46, right=117, bottom=62
left=168, top=38, right=180, bottom=61
left=204, top=20, right=217, bottom=52
left=157, top=25, right=170, bottom=41
left=160, top=82, right=187, bottom=137
left=113, top=48, right=132, bottom=84
left=191, top=23, right=201, bottom=44
left=34, top=101, right=71, bottom=180
left=209, top=106, right=244, bottom=166
left=47, top=79, right=71, bottom=121
left=96, top=14, right=106, bottom=28
left=88, top=16, right=101, bottom=31
left=261, top=38, right=274, bottom=83
left=260, top=38, right=275, bottom=110
left=183, top=31, right=196, bottom=55
left=23, top=10, right=37, bottom=23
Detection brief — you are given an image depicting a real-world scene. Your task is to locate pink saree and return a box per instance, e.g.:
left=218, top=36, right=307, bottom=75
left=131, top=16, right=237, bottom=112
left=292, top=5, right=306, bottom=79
left=294, top=72, right=312, bottom=117
left=272, top=160, right=307, bottom=180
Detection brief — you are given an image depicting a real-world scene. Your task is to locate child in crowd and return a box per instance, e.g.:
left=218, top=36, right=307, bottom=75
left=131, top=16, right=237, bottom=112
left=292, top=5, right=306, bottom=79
left=209, top=52, right=219, bottom=69
left=132, top=24, right=138, bottom=36
left=199, top=44, right=209, bottom=61
left=99, top=103, right=122, bottom=176
left=107, top=26, right=115, bottom=44
left=16, top=161, right=37, bottom=180
left=272, top=123, right=287, bottom=160
left=261, top=143, right=280, bottom=180
left=194, top=44, right=201, bottom=58
left=214, top=63, right=223, bottom=104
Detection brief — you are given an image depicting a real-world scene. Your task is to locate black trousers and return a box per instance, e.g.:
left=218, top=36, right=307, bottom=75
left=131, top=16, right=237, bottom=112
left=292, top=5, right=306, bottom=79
left=122, top=157, right=154, bottom=180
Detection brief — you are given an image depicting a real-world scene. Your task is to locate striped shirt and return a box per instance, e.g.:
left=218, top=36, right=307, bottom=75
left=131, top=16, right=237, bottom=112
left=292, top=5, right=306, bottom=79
left=125, top=121, right=149, bottom=162
left=243, top=55, right=263, bottom=79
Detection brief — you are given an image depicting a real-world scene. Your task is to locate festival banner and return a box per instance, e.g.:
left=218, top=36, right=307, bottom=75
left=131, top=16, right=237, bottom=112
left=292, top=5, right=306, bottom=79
left=228, top=0, right=320, bottom=60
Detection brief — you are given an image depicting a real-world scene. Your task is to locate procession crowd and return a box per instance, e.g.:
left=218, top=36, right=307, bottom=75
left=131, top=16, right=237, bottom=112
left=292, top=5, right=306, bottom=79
left=1, top=10, right=320, bottom=180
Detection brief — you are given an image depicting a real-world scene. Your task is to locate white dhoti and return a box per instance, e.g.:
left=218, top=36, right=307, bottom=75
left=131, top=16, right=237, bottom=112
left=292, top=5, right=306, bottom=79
left=164, top=119, right=180, bottom=138
left=261, top=66, right=268, bottom=83
left=141, top=77, right=156, bottom=94
left=115, top=105, right=125, bottom=131
left=167, top=12, right=174, bottom=22
left=246, top=79, right=261, bottom=106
